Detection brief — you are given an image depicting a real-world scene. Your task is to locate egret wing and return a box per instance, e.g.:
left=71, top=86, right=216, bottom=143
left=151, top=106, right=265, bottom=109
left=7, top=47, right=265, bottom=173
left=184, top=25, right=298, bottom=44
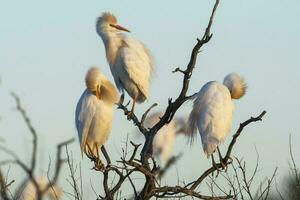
left=116, top=35, right=153, bottom=99
left=75, top=90, right=97, bottom=151
left=187, top=82, right=218, bottom=140
left=195, top=82, right=234, bottom=155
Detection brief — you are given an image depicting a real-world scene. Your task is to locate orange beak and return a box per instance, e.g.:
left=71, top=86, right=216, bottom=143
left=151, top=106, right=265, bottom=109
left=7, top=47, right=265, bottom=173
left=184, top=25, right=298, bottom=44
left=110, top=24, right=131, bottom=32
left=96, top=87, right=101, bottom=99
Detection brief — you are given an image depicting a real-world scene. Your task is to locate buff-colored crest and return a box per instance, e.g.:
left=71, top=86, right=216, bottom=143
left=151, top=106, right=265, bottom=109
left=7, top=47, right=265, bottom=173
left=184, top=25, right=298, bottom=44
left=99, top=12, right=117, bottom=24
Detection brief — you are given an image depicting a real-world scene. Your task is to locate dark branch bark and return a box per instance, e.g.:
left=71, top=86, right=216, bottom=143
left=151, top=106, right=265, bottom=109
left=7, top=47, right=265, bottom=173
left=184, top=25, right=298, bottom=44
left=140, top=0, right=221, bottom=165
left=153, top=186, right=231, bottom=199
left=117, top=97, right=148, bottom=134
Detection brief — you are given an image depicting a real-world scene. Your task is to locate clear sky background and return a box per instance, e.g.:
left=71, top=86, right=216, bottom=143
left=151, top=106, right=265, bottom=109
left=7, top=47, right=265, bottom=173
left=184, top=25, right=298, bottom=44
left=1, top=0, right=300, bottom=199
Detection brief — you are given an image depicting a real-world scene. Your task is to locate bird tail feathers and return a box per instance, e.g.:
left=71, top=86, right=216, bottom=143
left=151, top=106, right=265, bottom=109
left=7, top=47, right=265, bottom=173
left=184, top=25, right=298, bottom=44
left=185, top=108, right=199, bottom=144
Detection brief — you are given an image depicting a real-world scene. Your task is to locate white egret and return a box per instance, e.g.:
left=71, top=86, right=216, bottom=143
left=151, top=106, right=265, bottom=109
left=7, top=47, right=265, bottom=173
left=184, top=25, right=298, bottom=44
left=19, top=176, right=62, bottom=200
left=96, top=12, right=154, bottom=113
left=187, top=73, right=247, bottom=166
left=144, top=112, right=187, bottom=163
left=75, top=67, right=119, bottom=161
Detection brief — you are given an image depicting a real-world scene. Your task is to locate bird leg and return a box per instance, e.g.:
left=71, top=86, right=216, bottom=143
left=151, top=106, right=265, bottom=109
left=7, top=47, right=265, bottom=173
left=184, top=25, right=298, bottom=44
left=85, top=143, right=105, bottom=172
left=85, top=143, right=94, bottom=159
left=211, top=154, right=220, bottom=177
left=217, top=147, right=227, bottom=170
left=93, top=143, right=105, bottom=171
left=101, top=146, right=111, bottom=165
left=131, top=99, right=136, bottom=113
left=95, top=143, right=100, bottom=158
left=126, top=99, right=136, bottom=120
left=119, top=93, right=125, bottom=104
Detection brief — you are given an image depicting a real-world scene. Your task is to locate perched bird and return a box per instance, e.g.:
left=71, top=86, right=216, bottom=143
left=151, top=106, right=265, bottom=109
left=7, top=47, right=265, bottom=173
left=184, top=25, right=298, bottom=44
left=144, top=112, right=187, bottom=163
left=187, top=73, right=247, bottom=166
left=19, top=176, right=62, bottom=200
left=96, top=12, right=154, bottom=113
left=75, top=67, right=119, bottom=159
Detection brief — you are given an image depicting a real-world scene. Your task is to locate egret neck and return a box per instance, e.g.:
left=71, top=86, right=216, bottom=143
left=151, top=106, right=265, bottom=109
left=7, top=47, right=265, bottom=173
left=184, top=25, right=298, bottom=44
left=100, top=32, right=123, bottom=66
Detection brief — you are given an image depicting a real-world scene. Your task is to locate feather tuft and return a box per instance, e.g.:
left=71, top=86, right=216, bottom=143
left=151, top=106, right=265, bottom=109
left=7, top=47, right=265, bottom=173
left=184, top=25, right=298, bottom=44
left=100, top=12, right=117, bottom=24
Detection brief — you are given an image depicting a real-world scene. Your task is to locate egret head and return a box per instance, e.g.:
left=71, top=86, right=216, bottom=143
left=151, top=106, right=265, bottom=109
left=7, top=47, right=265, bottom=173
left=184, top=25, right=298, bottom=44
left=96, top=12, right=130, bottom=36
left=85, top=67, right=119, bottom=103
left=85, top=67, right=104, bottom=99
left=223, top=73, right=247, bottom=99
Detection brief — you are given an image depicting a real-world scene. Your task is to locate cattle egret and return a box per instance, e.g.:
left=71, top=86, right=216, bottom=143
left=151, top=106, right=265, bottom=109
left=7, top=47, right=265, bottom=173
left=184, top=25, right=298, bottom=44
left=96, top=12, right=154, bottom=114
left=144, top=112, right=187, bottom=163
left=75, top=67, right=119, bottom=161
left=19, top=176, right=62, bottom=200
left=187, top=73, right=247, bottom=166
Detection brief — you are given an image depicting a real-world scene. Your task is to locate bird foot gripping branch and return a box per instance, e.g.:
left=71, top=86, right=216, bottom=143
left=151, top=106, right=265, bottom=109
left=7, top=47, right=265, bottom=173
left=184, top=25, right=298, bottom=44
left=91, top=158, right=106, bottom=172
left=86, top=153, right=106, bottom=172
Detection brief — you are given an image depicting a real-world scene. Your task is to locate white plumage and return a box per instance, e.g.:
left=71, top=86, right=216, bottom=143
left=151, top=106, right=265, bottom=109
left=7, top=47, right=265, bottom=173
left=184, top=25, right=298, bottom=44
left=19, top=176, right=62, bottom=200
left=187, top=73, right=247, bottom=157
left=96, top=12, right=153, bottom=111
left=144, top=112, right=186, bottom=162
left=75, top=67, right=118, bottom=158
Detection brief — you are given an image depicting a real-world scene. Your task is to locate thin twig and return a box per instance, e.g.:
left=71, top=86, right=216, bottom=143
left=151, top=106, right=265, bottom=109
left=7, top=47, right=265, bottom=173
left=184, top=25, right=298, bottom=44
left=11, top=92, right=38, bottom=172
left=189, top=111, right=267, bottom=190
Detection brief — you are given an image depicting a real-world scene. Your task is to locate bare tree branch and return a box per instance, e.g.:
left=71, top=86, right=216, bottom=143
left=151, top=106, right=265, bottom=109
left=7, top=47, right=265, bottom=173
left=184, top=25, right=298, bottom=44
left=0, top=93, right=74, bottom=200
left=140, top=0, right=221, bottom=164
left=189, top=110, right=267, bottom=190
left=11, top=92, right=38, bottom=174
left=66, top=146, right=82, bottom=200
left=289, top=135, right=300, bottom=187
left=0, top=169, right=11, bottom=200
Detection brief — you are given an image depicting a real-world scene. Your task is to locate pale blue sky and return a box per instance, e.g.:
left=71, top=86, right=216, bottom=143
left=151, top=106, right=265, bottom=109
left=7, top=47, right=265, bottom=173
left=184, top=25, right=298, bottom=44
left=1, top=0, right=300, bottom=198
